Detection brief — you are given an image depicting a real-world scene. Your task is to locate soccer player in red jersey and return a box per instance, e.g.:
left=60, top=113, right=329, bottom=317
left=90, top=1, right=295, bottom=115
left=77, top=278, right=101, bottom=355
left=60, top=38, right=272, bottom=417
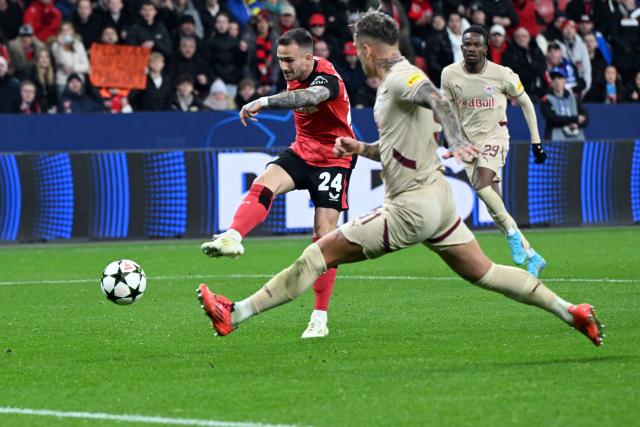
left=201, top=28, right=355, bottom=339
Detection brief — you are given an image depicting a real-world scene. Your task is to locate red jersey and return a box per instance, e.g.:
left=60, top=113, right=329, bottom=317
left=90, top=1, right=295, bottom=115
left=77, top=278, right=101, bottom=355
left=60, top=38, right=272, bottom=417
left=287, top=57, right=356, bottom=169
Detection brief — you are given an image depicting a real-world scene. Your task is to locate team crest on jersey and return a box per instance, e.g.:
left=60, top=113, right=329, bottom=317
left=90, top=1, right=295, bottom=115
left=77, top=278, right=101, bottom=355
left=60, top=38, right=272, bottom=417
left=310, top=76, right=329, bottom=86
left=484, top=84, right=495, bottom=94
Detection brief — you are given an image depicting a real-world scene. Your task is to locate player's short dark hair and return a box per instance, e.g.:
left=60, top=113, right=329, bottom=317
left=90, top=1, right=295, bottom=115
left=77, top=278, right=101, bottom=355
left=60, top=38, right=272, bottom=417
left=353, top=10, right=399, bottom=45
left=278, top=28, right=313, bottom=52
left=463, top=25, right=489, bottom=47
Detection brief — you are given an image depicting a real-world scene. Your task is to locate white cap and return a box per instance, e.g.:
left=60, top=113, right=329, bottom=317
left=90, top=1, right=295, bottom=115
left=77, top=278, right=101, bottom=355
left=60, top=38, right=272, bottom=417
left=490, top=24, right=505, bottom=36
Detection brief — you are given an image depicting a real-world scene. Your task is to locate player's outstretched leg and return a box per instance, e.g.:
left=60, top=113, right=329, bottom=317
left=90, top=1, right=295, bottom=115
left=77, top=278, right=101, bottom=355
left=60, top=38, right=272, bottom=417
left=438, top=239, right=603, bottom=346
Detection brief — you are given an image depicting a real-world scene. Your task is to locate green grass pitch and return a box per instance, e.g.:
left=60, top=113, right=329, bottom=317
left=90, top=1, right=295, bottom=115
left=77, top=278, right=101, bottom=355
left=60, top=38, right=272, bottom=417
left=1, top=227, right=638, bottom=427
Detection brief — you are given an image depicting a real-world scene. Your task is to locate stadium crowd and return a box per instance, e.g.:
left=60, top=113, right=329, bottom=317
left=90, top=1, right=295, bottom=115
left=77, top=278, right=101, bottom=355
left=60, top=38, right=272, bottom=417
left=0, top=0, right=639, bottom=114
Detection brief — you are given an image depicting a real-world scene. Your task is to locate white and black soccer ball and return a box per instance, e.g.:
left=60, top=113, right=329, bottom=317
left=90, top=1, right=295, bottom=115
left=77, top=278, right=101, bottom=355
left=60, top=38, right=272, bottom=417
left=100, top=259, right=146, bottom=305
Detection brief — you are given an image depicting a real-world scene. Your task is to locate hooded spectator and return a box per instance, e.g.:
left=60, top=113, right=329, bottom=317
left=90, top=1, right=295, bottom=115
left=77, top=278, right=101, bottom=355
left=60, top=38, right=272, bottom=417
left=23, top=0, right=63, bottom=42
left=0, top=55, right=20, bottom=112
left=7, top=24, right=46, bottom=78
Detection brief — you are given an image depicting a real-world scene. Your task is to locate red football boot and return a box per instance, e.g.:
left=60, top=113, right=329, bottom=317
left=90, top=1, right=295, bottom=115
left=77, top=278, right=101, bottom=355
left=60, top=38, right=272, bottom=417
left=569, top=304, right=604, bottom=346
left=197, top=284, right=235, bottom=336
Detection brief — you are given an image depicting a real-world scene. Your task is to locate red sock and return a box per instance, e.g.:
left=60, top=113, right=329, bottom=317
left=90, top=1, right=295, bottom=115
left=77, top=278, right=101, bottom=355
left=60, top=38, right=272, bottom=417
left=229, top=183, right=274, bottom=237
left=312, top=236, right=337, bottom=311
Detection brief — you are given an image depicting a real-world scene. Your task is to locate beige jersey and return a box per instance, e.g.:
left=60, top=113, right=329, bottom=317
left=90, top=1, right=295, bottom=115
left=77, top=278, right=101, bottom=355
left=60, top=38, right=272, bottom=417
left=373, top=59, right=442, bottom=199
left=441, top=60, right=524, bottom=145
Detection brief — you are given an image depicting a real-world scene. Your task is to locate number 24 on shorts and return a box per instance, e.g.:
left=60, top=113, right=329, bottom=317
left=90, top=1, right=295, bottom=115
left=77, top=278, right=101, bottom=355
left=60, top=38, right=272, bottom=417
left=318, top=172, right=343, bottom=192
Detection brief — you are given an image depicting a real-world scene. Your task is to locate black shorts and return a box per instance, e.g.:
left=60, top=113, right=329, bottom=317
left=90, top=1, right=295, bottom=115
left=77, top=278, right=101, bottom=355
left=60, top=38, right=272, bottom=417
left=268, top=148, right=354, bottom=211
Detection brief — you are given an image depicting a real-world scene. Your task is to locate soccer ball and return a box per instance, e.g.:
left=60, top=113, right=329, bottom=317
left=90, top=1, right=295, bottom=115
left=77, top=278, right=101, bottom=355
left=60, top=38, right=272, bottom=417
left=100, top=259, right=146, bottom=305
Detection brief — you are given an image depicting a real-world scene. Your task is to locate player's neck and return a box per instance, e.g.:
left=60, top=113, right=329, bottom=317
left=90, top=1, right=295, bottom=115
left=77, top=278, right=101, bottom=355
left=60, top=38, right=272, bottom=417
left=375, top=52, right=404, bottom=79
left=299, top=61, right=316, bottom=82
left=463, top=58, right=487, bottom=74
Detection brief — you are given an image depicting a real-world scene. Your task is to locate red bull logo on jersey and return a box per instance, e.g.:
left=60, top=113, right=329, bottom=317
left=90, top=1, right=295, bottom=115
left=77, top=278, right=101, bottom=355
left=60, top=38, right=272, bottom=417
left=459, top=97, right=495, bottom=109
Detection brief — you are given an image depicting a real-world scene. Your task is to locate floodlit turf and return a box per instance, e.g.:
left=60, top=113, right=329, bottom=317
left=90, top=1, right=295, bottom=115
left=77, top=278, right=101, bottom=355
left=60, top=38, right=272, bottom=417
left=0, top=227, right=639, bottom=427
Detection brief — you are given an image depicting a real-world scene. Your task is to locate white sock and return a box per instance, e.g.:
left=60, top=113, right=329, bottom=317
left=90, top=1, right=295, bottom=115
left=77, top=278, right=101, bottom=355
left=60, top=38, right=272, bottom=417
left=506, top=228, right=516, bottom=236
left=231, top=298, right=254, bottom=325
left=549, top=296, right=573, bottom=324
left=226, top=228, right=243, bottom=242
left=526, top=248, right=537, bottom=258
left=311, top=309, right=327, bottom=324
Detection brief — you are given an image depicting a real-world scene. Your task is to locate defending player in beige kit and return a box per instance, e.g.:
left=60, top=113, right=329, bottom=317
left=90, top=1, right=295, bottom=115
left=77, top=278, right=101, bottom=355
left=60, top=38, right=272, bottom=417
left=195, top=12, right=603, bottom=347
left=441, top=25, right=548, bottom=277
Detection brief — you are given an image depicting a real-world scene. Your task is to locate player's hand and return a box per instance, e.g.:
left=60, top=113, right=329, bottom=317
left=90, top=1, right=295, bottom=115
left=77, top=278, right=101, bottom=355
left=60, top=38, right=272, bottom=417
left=334, top=137, right=361, bottom=157
left=239, top=99, right=264, bottom=127
left=442, top=144, right=480, bottom=163
left=532, top=143, right=547, bottom=164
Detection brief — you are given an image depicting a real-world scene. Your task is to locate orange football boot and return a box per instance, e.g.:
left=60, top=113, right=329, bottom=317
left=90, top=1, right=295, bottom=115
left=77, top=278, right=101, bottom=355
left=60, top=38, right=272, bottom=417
left=197, top=284, right=235, bottom=336
left=569, top=304, right=604, bottom=346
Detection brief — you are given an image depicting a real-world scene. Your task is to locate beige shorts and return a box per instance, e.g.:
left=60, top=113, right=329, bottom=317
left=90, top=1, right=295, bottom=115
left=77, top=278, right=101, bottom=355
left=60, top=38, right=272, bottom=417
left=341, top=175, right=474, bottom=259
left=463, top=141, right=509, bottom=183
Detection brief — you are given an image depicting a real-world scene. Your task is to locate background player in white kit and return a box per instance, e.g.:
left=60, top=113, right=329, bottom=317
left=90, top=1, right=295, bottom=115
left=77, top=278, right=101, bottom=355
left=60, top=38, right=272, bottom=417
left=195, top=12, right=603, bottom=348
left=441, top=25, right=548, bottom=277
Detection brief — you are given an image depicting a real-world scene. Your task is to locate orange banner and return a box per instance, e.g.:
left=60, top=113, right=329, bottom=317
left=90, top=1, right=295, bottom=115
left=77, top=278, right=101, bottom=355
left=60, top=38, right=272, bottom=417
left=89, top=44, right=151, bottom=90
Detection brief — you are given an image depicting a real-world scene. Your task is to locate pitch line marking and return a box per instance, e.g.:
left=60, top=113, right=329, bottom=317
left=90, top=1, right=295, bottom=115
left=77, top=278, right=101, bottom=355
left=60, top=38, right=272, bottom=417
left=0, top=273, right=638, bottom=287
left=0, top=407, right=299, bottom=427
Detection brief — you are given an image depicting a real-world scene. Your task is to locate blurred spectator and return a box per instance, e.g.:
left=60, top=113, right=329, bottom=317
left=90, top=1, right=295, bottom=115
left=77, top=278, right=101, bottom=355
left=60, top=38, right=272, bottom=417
left=541, top=68, right=588, bottom=141
left=199, top=0, right=227, bottom=39
left=263, top=0, right=289, bottom=16
left=275, top=4, right=297, bottom=35
left=584, top=65, right=622, bottom=103
left=25, top=48, right=58, bottom=112
left=488, top=24, right=507, bottom=64
left=129, top=51, right=172, bottom=111
left=583, top=32, right=607, bottom=89
left=564, top=0, right=612, bottom=36
left=249, top=11, right=277, bottom=89
left=59, top=72, right=102, bottom=112
left=313, top=39, right=330, bottom=59
left=97, top=86, right=131, bottom=112
left=56, top=0, right=78, bottom=19
left=512, top=0, right=540, bottom=38
left=622, top=70, right=640, bottom=102
left=610, top=0, right=640, bottom=84
left=469, top=5, right=488, bottom=31
left=126, top=0, right=173, bottom=60
left=354, top=76, right=380, bottom=108
left=19, top=80, right=42, bottom=113
left=307, top=13, right=340, bottom=63
left=336, top=41, right=366, bottom=103
left=477, top=0, right=519, bottom=29
left=296, top=0, right=351, bottom=42
left=424, top=14, right=452, bottom=87
left=446, top=12, right=465, bottom=63
left=172, top=0, right=203, bottom=38
left=0, top=30, right=10, bottom=69
left=173, top=35, right=210, bottom=96
left=577, top=15, right=612, bottom=64
left=502, top=26, right=546, bottom=99
left=543, top=11, right=565, bottom=42
left=51, top=20, right=89, bottom=91
left=545, top=41, right=584, bottom=95
left=8, top=24, right=46, bottom=78
left=234, top=77, right=258, bottom=108
left=72, top=0, right=100, bottom=50
left=0, top=0, right=23, bottom=40
left=559, top=19, right=591, bottom=95
left=373, top=0, right=415, bottom=62
left=203, top=77, right=235, bottom=110
left=23, top=0, right=63, bottom=42
left=97, top=0, right=133, bottom=42
left=205, top=12, right=247, bottom=95
left=407, top=0, right=434, bottom=43
left=99, top=24, right=120, bottom=44
left=172, top=14, right=203, bottom=54
left=171, top=73, right=202, bottom=111
left=0, top=55, right=20, bottom=112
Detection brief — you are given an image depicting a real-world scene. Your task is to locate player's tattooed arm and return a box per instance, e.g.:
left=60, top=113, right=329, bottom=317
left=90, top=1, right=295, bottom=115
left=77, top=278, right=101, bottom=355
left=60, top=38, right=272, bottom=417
left=408, top=80, right=468, bottom=151
left=360, top=141, right=381, bottom=161
left=266, top=85, right=331, bottom=109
